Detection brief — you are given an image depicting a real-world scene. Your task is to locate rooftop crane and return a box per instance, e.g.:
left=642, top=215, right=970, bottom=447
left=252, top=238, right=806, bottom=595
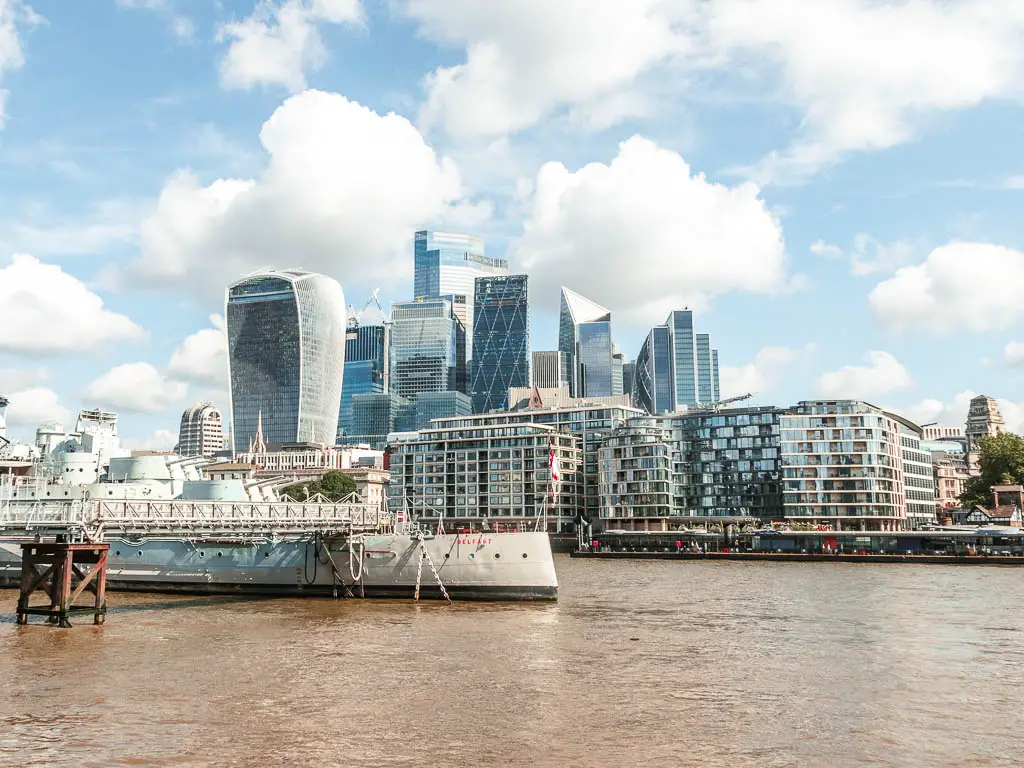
left=708, top=392, right=756, bottom=411
left=347, top=288, right=386, bottom=329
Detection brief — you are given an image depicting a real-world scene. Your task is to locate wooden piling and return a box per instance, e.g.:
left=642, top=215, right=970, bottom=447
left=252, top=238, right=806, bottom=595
left=16, top=542, right=109, bottom=627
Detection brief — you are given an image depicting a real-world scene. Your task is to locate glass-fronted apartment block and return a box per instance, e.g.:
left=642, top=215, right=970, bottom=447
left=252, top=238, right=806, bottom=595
left=226, top=269, right=347, bottom=454
left=558, top=287, right=613, bottom=397
left=900, top=424, right=937, bottom=528
left=469, top=275, right=530, bottom=413
left=413, top=230, right=508, bottom=361
left=632, top=311, right=721, bottom=413
left=389, top=298, right=465, bottom=400
left=387, top=423, right=582, bottom=531
left=780, top=401, right=933, bottom=531
left=532, top=351, right=570, bottom=389
left=598, top=407, right=782, bottom=529
left=337, top=323, right=387, bottom=438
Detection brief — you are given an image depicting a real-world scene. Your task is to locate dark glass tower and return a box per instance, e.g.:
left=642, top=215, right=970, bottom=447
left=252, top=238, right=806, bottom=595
left=337, top=324, right=387, bottom=437
left=469, top=274, right=530, bottom=413
left=226, top=270, right=346, bottom=454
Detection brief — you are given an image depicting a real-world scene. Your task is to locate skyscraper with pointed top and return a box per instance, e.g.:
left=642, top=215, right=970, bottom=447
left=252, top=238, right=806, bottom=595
left=558, top=287, right=613, bottom=398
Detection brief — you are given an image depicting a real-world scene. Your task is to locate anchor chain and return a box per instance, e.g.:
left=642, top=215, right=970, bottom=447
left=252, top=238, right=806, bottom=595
left=420, top=543, right=452, bottom=606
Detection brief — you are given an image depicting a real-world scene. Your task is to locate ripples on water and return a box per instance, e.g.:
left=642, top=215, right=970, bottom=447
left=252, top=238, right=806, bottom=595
left=2, top=558, right=1023, bottom=767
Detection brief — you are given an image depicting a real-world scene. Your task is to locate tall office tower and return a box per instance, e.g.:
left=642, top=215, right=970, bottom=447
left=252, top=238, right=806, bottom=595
left=389, top=298, right=465, bottom=400
left=532, top=351, right=570, bottom=389
left=413, top=230, right=508, bottom=361
left=611, top=347, right=626, bottom=397
left=177, top=401, right=224, bottom=458
left=622, top=361, right=635, bottom=401
left=338, top=323, right=387, bottom=437
left=226, top=269, right=347, bottom=454
left=633, top=312, right=721, bottom=414
left=469, top=274, right=530, bottom=413
left=632, top=325, right=674, bottom=414
left=558, top=287, right=613, bottom=397
left=666, top=310, right=699, bottom=408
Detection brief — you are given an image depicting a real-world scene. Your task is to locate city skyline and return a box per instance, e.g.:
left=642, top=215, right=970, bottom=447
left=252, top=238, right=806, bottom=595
left=1, top=1, right=1023, bottom=448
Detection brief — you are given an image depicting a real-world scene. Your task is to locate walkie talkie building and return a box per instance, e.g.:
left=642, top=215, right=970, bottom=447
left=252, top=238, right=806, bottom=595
left=226, top=269, right=347, bottom=454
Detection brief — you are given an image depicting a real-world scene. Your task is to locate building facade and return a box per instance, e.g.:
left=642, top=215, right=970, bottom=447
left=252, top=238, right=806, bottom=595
left=965, top=395, right=1006, bottom=475
left=177, top=401, right=224, bottom=458
left=558, top=287, right=613, bottom=398
left=226, top=269, right=347, bottom=454
left=413, top=230, right=508, bottom=361
left=632, top=311, right=720, bottom=414
left=469, top=274, right=530, bottom=413
left=388, top=423, right=582, bottom=531
left=780, top=401, right=934, bottom=531
left=532, top=351, right=570, bottom=389
left=933, top=453, right=969, bottom=518
left=345, top=392, right=410, bottom=450
left=338, top=323, right=387, bottom=437
left=389, top=298, right=465, bottom=400
left=412, top=391, right=473, bottom=429
left=598, top=407, right=782, bottom=529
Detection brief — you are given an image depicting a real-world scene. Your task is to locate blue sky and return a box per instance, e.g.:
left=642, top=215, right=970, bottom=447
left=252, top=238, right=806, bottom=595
left=1, top=0, right=1023, bottom=447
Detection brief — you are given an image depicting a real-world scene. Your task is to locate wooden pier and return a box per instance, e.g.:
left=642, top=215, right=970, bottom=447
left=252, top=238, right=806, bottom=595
left=16, top=541, right=109, bottom=627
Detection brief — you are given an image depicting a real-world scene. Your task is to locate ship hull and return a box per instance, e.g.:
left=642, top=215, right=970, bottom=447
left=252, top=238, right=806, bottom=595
left=0, top=531, right=558, bottom=601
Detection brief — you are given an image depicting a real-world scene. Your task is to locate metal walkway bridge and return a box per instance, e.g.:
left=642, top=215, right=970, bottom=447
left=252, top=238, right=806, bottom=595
left=0, top=496, right=387, bottom=541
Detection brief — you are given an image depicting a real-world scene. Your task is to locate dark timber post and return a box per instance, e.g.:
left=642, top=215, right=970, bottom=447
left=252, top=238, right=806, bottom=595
left=16, top=542, right=109, bottom=627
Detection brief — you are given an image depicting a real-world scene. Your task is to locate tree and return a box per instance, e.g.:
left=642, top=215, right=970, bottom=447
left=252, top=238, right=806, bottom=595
left=281, top=470, right=356, bottom=502
left=960, top=433, right=1024, bottom=508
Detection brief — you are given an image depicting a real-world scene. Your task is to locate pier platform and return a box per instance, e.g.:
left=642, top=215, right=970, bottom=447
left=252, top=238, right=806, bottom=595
left=571, top=550, right=1024, bottom=565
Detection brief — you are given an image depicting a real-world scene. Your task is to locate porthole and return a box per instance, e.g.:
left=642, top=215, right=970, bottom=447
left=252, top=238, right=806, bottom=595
left=217, top=552, right=223, bottom=557
left=137, top=550, right=143, bottom=557
left=494, top=553, right=501, bottom=559
left=522, top=553, right=528, bottom=559
left=468, top=553, right=475, bottom=560
left=263, top=552, right=269, bottom=558
left=444, top=553, right=450, bottom=559
left=45, top=492, right=50, bottom=497
left=199, top=551, right=206, bottom=558
left=115, top=550, right=121, bottom=556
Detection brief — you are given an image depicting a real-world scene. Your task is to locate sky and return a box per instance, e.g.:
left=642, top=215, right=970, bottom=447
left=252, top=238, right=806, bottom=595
left=1, top=0, right=1023, bottom=449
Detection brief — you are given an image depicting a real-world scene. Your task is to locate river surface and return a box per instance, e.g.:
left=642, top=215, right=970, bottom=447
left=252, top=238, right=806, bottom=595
left=1, top=556, right=1022, bottom=767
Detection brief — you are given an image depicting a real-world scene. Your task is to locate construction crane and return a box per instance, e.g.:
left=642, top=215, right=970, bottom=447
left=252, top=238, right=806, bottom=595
left=347, top=288, right=385, bottom=329
left=708, top=392, right=755, bottom=411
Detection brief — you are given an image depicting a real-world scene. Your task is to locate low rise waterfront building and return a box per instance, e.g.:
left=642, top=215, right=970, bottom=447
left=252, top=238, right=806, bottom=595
left=932, top=452, right=969, bottom=521
left=387, top=422, right=582, bottom=531
left=780, top=401, right=934, bottom=531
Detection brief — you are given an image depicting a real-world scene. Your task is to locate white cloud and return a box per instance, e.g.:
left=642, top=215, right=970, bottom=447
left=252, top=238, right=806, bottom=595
left=511, top=136, right=791, bottom=318
left=82, top=363, right=187, bottom=414
left=0, top=254, right=145, bottom=355
left=167, top=315, right=228, bottom=386
left=815, top=350, right=914, bottom=400
left=116, top=0, right=195, bottom=41
left=708, top=0, right=1024, bottom=181
left=718, top=345, right=814, bottom=400
left=1005, top=342, right=1024, bottom=368
left=3, top=386, right=72, bottom=428
left=218, top=0, right=362, bottom=91
left=869, top=242, right=1024, bottom=335
left=129, top=90, right=473, bottom=293
left=0, top=0, right=41, bottom=128
left=121, top=429, right=179, bottom=452
left=810, top=234, right=917, bottom=276
left=408, top=0, right=682, bottom=139
left=810, top=239, right=843, bottom=260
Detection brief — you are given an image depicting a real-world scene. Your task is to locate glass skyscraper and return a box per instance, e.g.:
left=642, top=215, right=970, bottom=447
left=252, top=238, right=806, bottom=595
left=413, top=230, right=508, bottom=361
left=469, top=274, right=530, bottom=413
left=226, top=269, right=346, bottom=454
left=558, top=287, right=613, bottom=397
left=389, top=298, right=465, bottom=400
left=337, top=323, right=387, bottom=438
left=632, top=311, right=720, bottom=414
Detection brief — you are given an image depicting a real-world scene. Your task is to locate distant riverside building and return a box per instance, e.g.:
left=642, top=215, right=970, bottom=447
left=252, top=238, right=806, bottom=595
left=177, top=401, right=224, bottom=458
left=388, top=423, right=582, bottom=531
left=470, top=274, right=530, bottom=413
left=389, top=298, right=466, bottom=399
left=344, top=392, right=410, bottom=451
left=558, top=287, right=614, bottom=397
left=965, top=395, right=1005, bottom=475
left=226, top=269, right=347, bottom=453
left=412, top=391, right=472, bottom=428
left=633, top=310, right=720, bottom=413
left=780, top=400, right=935, bottom=531
left=933, top=453, right=969, bottom=519
left=532, top=351, right=570, bottom=389
left=413, top=230, right=508, bottom=361
left=598, top=407, right=782, bottom=530
left=338, top=323, right=387, bottom=438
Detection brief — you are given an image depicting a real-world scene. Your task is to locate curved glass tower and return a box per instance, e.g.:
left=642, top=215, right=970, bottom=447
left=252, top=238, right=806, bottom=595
left=226, top=269, right=346, bottom=454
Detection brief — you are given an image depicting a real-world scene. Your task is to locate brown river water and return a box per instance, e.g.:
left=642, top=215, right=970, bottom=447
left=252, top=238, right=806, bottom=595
left=2, top=556, right=1022, bottom=767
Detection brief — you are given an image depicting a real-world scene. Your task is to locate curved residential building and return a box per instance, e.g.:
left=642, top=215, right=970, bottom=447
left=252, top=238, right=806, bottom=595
left=226, top=269, right=347, bottom=454
left=177, top=401, right=224, bottom=457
